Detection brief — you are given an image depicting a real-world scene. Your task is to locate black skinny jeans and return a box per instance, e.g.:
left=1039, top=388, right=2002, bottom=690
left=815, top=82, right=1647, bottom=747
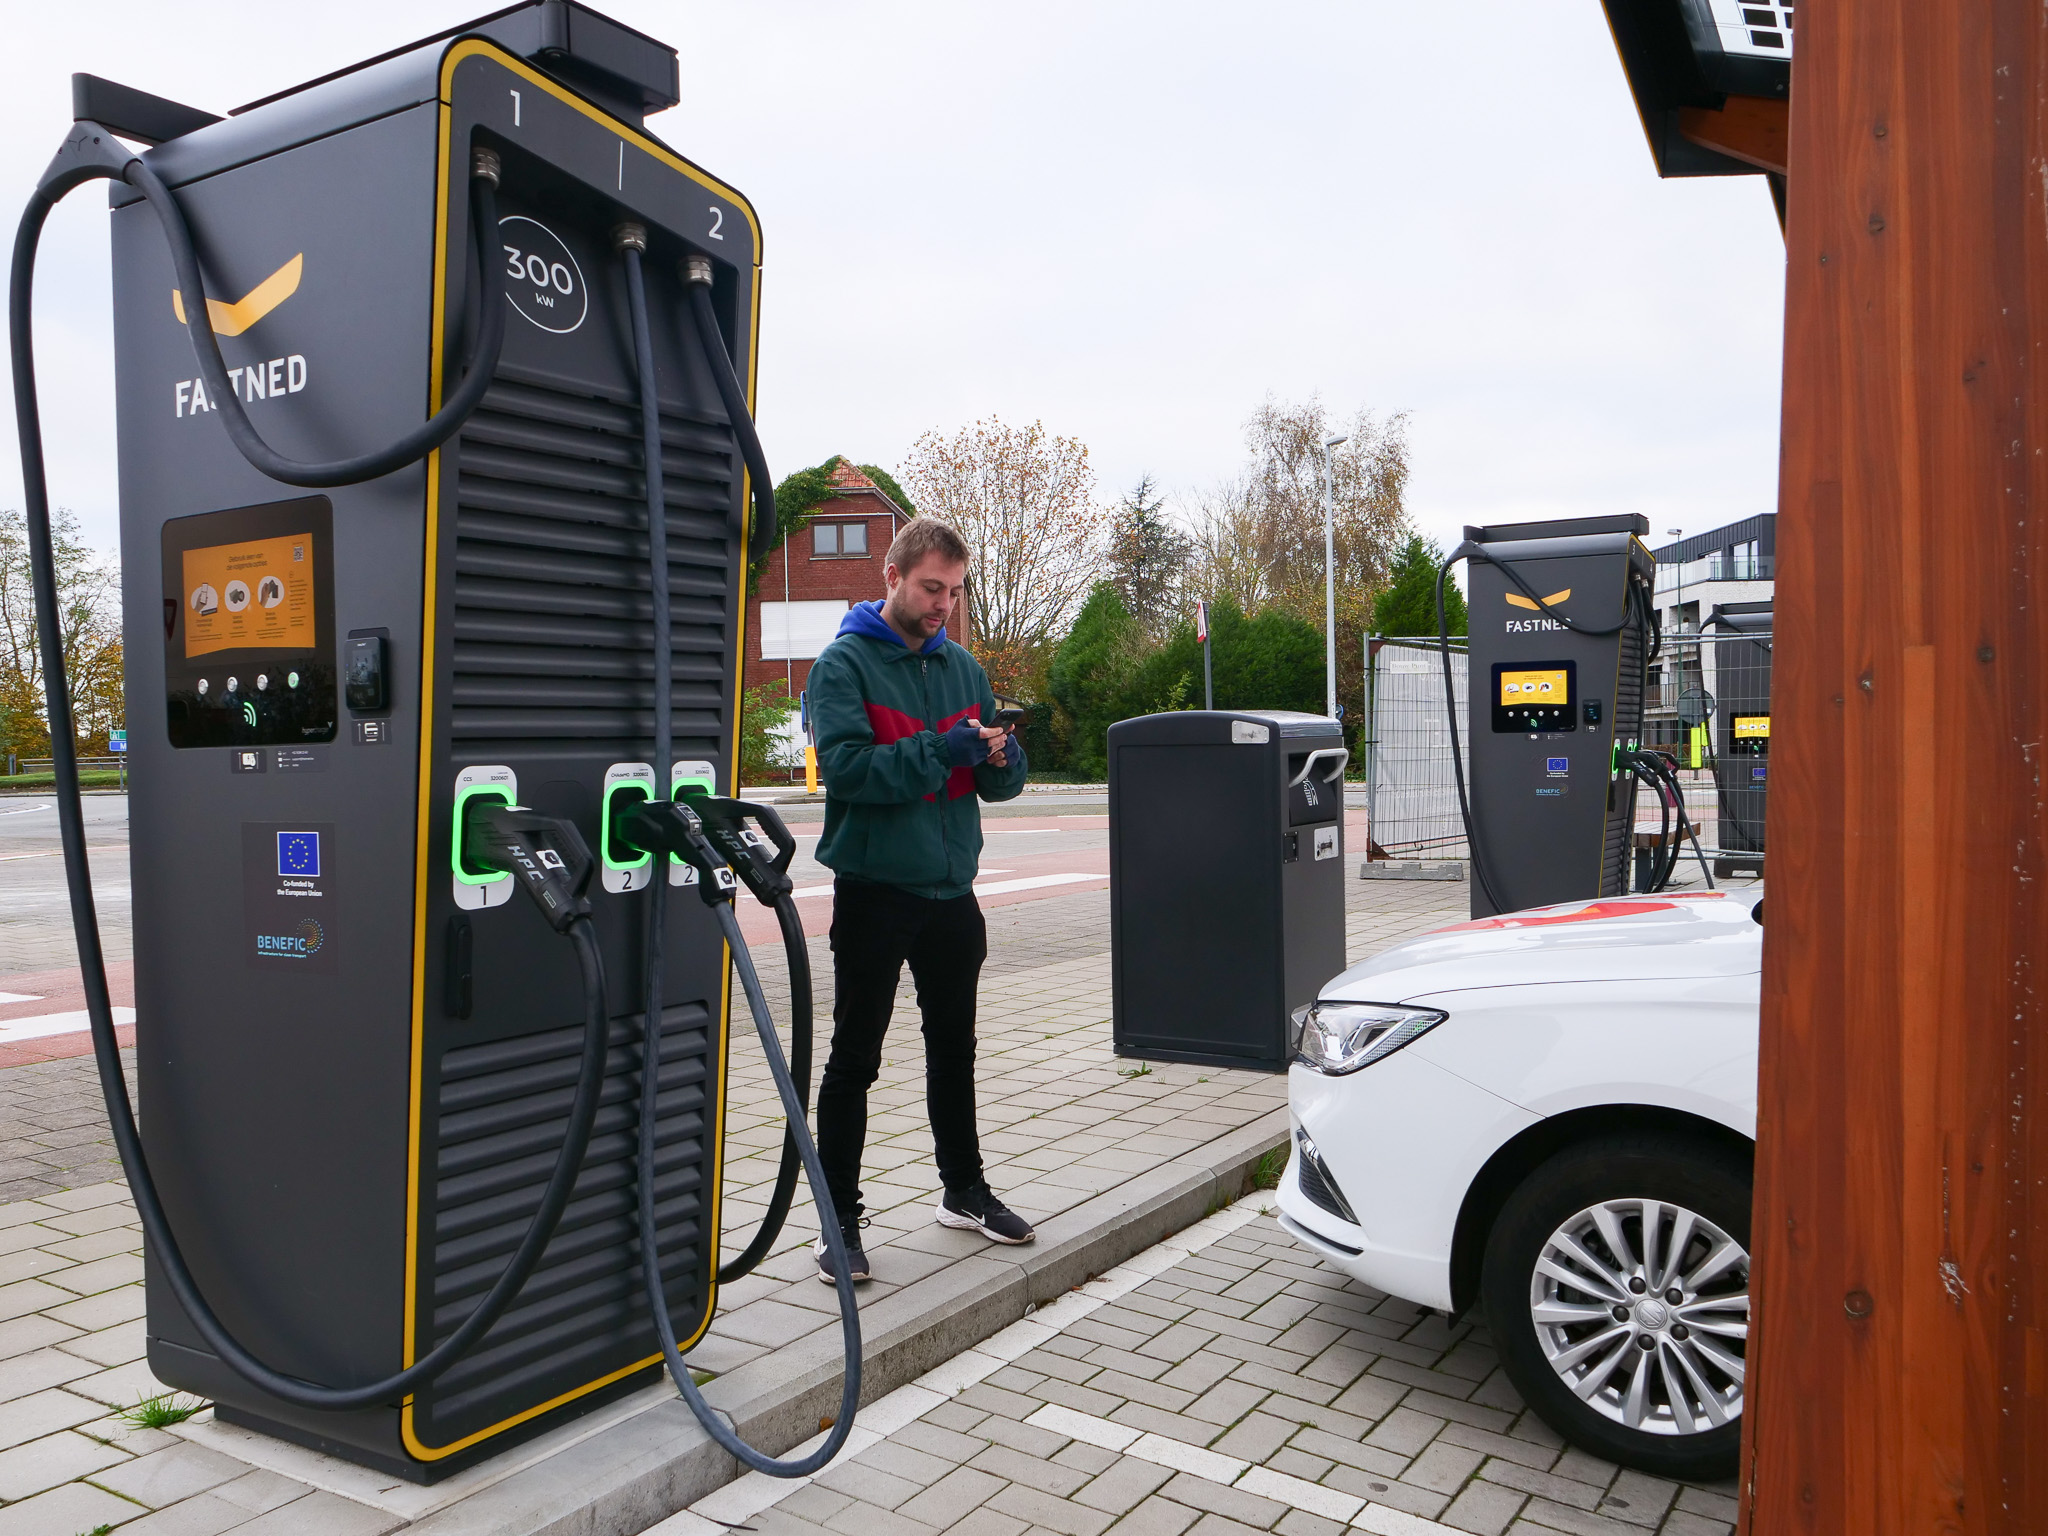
left=816, top=876, right=987, bottom=1223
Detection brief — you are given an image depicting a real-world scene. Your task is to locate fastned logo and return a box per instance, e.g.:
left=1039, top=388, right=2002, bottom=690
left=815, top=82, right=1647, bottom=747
left=1504, top=586, right=1570, bottom=634
left=169, top=250, right=310, bottom=420
left=171, top=254, right=302, bottom=337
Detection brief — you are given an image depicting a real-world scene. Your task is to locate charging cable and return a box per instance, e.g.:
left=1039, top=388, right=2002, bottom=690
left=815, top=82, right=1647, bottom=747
left=620, top=798, right=862, bottom=1476
left=8, top=122, right=606, bottom=1408
left=616, top=230, right=857, bottom=1475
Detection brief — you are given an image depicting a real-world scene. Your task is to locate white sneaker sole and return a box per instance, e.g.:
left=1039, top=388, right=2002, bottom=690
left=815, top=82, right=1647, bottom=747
left=813, top=1243, right=871, bottom=1284
left=935, top=1195, right=1035, bottom=1245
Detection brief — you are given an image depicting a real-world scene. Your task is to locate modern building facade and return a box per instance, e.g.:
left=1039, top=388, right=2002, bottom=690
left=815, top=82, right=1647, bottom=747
left=1644, top=514, right=1775, bottom=745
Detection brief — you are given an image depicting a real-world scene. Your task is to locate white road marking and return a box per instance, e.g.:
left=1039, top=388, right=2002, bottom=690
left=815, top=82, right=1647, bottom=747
left=0, top=992, right=45, bottom=1005
left=0, top=1007, right=136, bottom=1044
left=788, top=870, right=1106, bottom=901
left=971, top=872, right=1102, bottom=895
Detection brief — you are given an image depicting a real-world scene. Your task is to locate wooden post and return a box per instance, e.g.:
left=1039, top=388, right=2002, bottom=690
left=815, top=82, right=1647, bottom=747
left=1746, top=1, right=2048, bottom=1528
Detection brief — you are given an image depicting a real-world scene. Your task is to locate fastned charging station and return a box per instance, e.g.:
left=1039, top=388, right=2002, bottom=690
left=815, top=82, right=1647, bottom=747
left=13, top=3, right=863, bottom=1486
left=1451, top=515, right=1659, bottom=917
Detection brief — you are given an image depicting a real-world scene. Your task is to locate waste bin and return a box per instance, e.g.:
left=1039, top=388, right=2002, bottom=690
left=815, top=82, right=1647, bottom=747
left=1109, top=710, right=1348, bottom=1071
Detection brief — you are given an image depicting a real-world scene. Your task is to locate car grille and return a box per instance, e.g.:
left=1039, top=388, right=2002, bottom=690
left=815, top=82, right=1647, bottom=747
left=448, top=374, right=740, bottom=766
left=416, top=1003, right=711, bottom=1440
left=1296, top=1135, right=1360, bottom=1227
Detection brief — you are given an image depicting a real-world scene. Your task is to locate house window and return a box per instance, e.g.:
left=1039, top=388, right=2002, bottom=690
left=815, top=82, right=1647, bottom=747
left=812, top=522, right=868, bottom=558
left=759, top=600, right=850, bottom=659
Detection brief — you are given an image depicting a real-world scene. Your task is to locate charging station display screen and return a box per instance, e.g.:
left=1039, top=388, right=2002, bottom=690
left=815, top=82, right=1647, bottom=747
left=182, top=532, right=317, bottom=658
left=1731, top=714, right=1770, bottom=753
left=1491, top=661, right=1576, bottom=733
left=161, top=497, right=336, bottom=749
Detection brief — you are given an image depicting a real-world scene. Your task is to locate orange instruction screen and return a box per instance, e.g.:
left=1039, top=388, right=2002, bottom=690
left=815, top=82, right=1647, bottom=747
left=181, top=532, right=316, bottom=659
left=1498, top=668, right=1568, bottom=706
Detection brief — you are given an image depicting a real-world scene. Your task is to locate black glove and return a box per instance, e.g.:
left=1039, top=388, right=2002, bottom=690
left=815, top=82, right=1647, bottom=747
left=943, top=717, right=992, bottom=767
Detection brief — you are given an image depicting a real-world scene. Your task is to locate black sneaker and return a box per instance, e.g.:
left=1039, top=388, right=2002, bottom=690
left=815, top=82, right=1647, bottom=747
left=815, top=1212, right=872, bottom=1285
left=937, top=1183, right=1035, bottom=1245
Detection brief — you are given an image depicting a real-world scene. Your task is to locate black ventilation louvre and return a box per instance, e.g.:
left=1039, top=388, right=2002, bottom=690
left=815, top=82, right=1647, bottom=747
left=450, top=366, right=738, bottom=765
left=419, top=1005, right=711, bottom=1441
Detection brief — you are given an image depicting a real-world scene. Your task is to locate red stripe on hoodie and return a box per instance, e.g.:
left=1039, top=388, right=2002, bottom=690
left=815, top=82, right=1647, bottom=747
left=859, top=702, right=981, bottom=800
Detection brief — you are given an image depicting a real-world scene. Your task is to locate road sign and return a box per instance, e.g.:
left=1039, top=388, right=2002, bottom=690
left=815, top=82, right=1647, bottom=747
left=109, top=730, right=127, bottom=754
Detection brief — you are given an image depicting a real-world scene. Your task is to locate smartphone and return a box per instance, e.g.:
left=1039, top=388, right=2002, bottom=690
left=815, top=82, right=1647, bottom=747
left=992, top=707, right=1027, bottom=729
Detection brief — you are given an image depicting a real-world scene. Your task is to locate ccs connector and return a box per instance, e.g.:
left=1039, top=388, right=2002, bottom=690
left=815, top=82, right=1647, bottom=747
left=461, top=800, right=597, bottom=931
left=682, top=793, right=798, bottom=906
left=621, top=799, right=739, bottom=905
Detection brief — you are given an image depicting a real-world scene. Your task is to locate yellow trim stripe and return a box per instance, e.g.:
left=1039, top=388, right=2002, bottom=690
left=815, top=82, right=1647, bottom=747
left=398, top=37, right=761, bottom=1463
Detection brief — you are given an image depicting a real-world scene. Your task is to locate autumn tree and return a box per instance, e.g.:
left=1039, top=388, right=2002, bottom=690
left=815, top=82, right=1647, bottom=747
left=1186, top=397, right=1411, bottom=732
left=1106, top=475, right=1193, bottom=639
left=0, top=507, right=122, bottom=761
left=897, top=417, right=1107, bottom=694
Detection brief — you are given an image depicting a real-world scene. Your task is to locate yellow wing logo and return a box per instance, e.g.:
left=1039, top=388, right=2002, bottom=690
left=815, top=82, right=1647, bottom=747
left=1505, top=588, right=1571, bottom=610
left=172, top=254, right=303, bottom=338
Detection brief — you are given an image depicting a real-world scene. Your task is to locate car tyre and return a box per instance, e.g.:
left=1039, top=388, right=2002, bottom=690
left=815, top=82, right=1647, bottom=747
left=1481, top=1132, right=1751, bottom=1481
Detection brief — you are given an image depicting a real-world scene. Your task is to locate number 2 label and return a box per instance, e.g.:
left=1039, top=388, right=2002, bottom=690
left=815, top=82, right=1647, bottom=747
left=708, top=206, right=724, bottom=241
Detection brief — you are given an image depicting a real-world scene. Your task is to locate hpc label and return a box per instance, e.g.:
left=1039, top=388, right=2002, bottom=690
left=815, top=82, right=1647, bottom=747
left=1312, top=826, right=1340, bottom=861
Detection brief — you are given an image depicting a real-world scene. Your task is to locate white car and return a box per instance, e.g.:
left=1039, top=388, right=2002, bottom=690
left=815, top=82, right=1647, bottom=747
left=1276, top=890, right=1760, bottom=1481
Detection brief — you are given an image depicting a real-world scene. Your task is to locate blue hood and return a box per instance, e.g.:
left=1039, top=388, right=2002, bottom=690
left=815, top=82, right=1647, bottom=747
left=837, top=598, right=947, bottom=655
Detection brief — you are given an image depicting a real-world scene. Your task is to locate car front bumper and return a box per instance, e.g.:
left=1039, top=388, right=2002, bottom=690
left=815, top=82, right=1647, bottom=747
left=1279, top=1049, right=1538, bottom=1312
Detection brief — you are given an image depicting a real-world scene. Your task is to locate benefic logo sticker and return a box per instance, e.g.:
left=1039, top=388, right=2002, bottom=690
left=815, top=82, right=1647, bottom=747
left=255, top=917, right=324, bottom=959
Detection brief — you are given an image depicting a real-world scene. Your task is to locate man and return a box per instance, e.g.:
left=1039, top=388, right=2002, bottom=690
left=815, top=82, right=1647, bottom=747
left=804, top=515, right=1033, bottom=1282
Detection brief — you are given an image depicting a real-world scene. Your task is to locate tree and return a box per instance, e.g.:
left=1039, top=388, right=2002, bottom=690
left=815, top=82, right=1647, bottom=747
left=1371, top=534, right=1466, bottom=637
left=1106, top=475, right=1192, bottom=638
left=1046, top=583, right=1145, bottom=780
left=752, top=456, right=916, bottom=592
left=1132, top=594, right=1324, bottom=719
left=737, top=680, right=798, bottom=785
left=1186, top=396, right=1412, bottom=736
left=1046, top=589, right=1327, bottom=777
left=0, top=507, right=120, bottom=761
left=897, top=418, right=1108, bottom=683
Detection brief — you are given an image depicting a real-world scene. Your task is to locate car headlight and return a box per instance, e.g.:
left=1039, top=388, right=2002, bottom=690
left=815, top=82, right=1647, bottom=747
left=1289, top=1001, right=1447, bottom=1075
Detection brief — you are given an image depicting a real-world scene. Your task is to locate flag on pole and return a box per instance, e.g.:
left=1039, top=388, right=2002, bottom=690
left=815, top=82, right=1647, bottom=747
left=1195, top=599, right=1209, bottom=643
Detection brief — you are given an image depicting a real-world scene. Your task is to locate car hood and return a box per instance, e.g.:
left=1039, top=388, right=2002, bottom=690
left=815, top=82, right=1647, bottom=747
left=1323, top=889, right=1763, bottom=1002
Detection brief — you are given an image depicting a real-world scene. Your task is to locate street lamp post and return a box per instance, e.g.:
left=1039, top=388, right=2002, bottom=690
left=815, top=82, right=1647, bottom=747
left=1322, top=435, right=1348, bottom=720
left=1667, top=527, right=1685, bottom=635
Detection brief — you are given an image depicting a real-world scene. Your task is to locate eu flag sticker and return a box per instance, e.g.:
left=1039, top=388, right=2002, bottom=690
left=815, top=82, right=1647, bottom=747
left=277, top=831, right=321, bottom=877
left=1546, top=756, right=1570, bottom=775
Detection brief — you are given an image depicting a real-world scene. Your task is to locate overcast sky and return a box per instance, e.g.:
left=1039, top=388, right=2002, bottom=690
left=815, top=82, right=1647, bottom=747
left=0, top=1, right=1787, bottom=561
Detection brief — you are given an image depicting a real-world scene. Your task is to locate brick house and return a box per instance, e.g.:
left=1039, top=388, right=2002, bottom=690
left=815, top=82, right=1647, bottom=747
left=745, top=459, right=965, bottom=723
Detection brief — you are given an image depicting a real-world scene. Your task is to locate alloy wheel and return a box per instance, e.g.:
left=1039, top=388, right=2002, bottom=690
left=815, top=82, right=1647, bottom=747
left=1527, top=1196, right=1749, bottom=1436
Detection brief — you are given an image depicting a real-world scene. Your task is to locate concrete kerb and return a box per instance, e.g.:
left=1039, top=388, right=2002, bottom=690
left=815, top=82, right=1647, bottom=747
left=405, top=1105, right=1290, bottom=1535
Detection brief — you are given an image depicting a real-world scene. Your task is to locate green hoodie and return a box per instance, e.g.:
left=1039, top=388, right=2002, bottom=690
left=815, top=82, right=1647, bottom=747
left=808, top=608, right=1028, bottom=899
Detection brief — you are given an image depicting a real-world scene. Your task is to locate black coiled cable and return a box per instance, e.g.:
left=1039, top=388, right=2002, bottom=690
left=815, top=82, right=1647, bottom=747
left=618, top=230, right=858, bottom=1476
left=9, top=124, right=607, bottom=1409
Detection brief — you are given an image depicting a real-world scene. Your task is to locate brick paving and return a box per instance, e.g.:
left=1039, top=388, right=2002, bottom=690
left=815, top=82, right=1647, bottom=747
left=663, top=1199, right=1740, bottom=1536
left=0, top=835, right=1490, bottom=1530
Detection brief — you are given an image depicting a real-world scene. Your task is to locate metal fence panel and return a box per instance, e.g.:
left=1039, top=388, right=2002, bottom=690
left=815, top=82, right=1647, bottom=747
left=1363, top=637, right=1469, bottom=860
left=1364, top=630, right=1771, bottom=874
